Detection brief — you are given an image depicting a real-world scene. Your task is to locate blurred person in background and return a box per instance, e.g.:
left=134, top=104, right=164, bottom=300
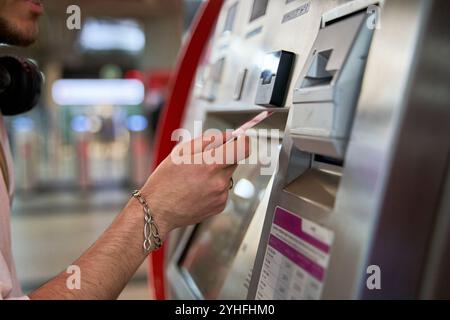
left=0, top=0, right=248, bottom=299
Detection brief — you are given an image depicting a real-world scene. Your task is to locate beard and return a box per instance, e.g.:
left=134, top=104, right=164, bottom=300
left=0, top=15, right=39, bottom=46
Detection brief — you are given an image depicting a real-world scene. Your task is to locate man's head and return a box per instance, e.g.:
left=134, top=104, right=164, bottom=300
left=0, top=0, right=43, bottom=47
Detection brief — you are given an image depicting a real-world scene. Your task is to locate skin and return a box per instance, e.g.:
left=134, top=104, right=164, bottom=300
left=0, top=0, right=41, bottom=46
left=0, top=0, right=250, bottom=299
left=31, top=134, right=249, bottom=300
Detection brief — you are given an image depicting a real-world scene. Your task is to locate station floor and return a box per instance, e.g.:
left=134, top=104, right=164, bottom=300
left=10, top=188, right=151, bottom=300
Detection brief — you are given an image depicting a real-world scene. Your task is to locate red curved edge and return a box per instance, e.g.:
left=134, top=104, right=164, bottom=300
left=148, top=0, right=224, bottom=300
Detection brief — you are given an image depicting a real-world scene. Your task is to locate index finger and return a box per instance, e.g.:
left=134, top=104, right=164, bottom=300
left=174, top=131, right=229, bottom=156
left=203, top=135, right=250, bottom=167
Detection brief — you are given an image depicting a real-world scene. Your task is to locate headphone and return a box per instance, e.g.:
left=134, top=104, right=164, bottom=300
left=0, top=56, right=43, bottom=116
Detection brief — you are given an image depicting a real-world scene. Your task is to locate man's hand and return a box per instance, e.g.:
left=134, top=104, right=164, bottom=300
left=29, top=132, right=249, bottom=300
left=141, top=133, right=250, bottom=240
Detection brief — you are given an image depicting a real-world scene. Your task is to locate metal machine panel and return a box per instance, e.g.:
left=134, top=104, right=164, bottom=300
left=167, top=0, right=357, bottom=300
left=248, top=0, right=450, bottom=300
left=291, top=11, right=375, bottom=158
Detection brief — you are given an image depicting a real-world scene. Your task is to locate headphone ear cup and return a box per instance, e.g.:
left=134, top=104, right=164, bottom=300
left=0, top=56, right=43, bottom=116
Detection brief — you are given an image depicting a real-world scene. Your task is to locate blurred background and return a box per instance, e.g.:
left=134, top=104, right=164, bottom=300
left=2, top=0, right=204, bottom=299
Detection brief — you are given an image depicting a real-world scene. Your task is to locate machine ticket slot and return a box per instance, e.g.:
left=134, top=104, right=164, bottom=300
left=290, top=12, right=375, bottom=158
left=255, top=50, right=295, bottom=108
left=256, top=207, right=334, bottom=300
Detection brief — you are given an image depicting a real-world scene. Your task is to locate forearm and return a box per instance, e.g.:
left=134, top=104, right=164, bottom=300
left=27, top=134, right=248, bottom=300
left=29, top=198, right=166, bottom=300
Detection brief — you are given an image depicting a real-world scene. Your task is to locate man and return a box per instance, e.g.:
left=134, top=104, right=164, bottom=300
left=0, top=0, right=249, bottom=299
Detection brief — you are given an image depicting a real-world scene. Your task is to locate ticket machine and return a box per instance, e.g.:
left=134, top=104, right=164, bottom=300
left=248, top=0, right=450, bottom=299
left=166, top=0, right=377, bottom=300
left=166, top=0, right=450, bottom=300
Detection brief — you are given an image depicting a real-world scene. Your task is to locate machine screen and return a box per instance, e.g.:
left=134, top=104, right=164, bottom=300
left=249, top=0, right=269, bottom=22
left=178, top=161, right=275, bottom=299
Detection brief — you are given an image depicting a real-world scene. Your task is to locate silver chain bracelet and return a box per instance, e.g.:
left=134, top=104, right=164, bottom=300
left=131, top=190, right=162, bottom=254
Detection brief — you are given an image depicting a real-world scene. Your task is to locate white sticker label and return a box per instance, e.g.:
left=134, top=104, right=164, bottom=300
left=256, top=207, right=334, bottom=300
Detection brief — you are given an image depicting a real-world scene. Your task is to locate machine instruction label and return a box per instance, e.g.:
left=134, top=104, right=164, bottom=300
left=256, top=207, right=334, bottom=300
left=282, top=2, right=311, bottom=24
